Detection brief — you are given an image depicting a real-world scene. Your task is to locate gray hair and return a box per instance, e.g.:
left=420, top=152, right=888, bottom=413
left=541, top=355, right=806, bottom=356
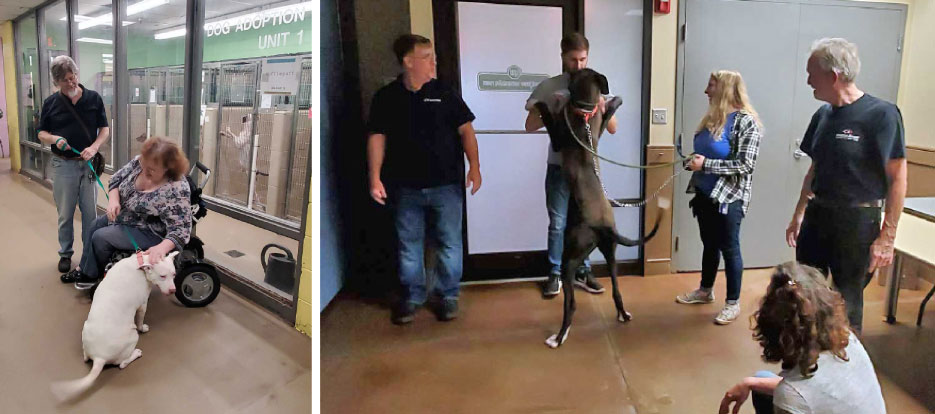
left=50, top=55, right=78, bottom=83
left=810, top=38, right=860, bottom=83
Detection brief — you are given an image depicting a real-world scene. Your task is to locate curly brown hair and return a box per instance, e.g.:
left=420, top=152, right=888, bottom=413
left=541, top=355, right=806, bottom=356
left=141, top=136, right=189, bottom=181
left=752, top=262, right=852, bottom=377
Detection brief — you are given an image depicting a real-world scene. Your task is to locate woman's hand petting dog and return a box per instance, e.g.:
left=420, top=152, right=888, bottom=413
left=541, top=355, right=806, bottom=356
left=145, top=243, right=173, bottom=264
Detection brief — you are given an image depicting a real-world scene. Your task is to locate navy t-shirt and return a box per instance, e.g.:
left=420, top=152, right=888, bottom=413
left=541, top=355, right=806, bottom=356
left=368, top=77, right=475, bottom=189
left=800, top=94, right=905, bottom=204
left=38, top=84, right=108, bottom=158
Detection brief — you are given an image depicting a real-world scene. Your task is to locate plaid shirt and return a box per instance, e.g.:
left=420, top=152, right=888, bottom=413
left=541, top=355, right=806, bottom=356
left=687, top=111, right=762, bottom=214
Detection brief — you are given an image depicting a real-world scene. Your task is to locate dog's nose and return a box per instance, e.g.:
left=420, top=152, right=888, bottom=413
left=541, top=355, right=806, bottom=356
left=167, top=288, right=176, bottom=295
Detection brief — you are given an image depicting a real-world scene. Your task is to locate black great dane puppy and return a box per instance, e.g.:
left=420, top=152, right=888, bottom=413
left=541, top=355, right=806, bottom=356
left=534, top=68, right=665, bottom=348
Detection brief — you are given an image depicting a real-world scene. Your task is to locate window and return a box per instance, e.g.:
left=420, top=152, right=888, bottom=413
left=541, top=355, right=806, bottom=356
left=74, top=0, right=116, bottom=168
left=42, top=1, right=69, bottom=98
left=196, top=0, right=312, bottom=297
left=126, top=0, right=188, bottom=159
left=15, top=15, right=40, bottom=146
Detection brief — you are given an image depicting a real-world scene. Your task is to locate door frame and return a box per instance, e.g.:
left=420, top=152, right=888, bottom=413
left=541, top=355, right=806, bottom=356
left=672, top=0, right=908, bottom=271
left=433, top=0, right=653, bottom=281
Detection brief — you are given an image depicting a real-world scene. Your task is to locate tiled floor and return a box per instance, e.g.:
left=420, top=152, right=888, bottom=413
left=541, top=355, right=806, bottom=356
left=322, top=267, right=935, bottom=413
left=0, top=158, right=311, bottom=413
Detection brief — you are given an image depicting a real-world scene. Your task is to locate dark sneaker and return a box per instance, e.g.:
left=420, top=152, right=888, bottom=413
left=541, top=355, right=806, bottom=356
left=61, top=268, right=87, bottom=283
left=574, top=269, right=605, bottom=294
left=541, top=272, right=562, bottom=297
left=58, top=257, right=71, bottom=273
left=391, top=301, right=416, bottom=325
left=436, top=298, right=459, bottom=322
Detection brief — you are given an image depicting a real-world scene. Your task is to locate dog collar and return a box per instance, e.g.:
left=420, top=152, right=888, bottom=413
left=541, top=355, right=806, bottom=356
left=136, top=251, right=152, bottom=271
left=573, top=104, right=599, bottom=123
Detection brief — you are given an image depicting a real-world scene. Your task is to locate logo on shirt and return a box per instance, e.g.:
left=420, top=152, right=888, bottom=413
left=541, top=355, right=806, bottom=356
left=423, top=98, right=442, bottom=103
left=835, top=129, right=860, bottom=142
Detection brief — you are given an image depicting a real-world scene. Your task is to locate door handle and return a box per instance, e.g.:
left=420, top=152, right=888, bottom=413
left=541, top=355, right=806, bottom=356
left=793, top=149, right=807, bottom=159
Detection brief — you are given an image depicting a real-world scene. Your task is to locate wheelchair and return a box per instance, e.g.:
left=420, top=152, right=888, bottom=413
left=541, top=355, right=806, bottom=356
left=80, top=162, right=222, bottom=308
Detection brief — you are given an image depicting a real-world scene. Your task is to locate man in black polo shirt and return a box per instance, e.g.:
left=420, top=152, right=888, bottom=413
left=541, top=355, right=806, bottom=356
left=786, top=38, right=907, bottom=333
left=368, top=34, right=482, bottom=324
left=37, top=56, right=110, bottom=278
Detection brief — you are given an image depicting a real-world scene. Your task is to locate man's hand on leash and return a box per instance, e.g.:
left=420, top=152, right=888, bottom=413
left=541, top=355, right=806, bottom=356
left=80, top=144, right=99, bottom=161
left=55, top=136, right=72, bottom=152
left=687, top=154, right=705, bottom=171
left=370, top=179, right=387, bottom=205
left=466, top=167, right=482, bottom=195
left=868, top=235, right=895, bottom=274
left=719, top=380, right=751, bottom=414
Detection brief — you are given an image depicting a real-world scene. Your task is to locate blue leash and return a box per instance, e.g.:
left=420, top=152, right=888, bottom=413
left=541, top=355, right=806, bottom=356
left=55, top=137, right=142, bottom=252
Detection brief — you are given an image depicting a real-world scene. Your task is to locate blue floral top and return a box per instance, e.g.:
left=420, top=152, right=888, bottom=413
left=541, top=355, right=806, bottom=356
left=108, top=156, right=192, bottom=251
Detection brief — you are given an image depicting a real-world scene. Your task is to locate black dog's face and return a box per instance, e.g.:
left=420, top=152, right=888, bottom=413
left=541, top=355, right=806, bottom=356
left=567, top=68, right=609, bottom=111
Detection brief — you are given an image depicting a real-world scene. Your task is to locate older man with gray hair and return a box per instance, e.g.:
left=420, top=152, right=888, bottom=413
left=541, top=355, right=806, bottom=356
left=37, top=55, right=111, bottom=280
left=785, top=38, right=907, bottom=333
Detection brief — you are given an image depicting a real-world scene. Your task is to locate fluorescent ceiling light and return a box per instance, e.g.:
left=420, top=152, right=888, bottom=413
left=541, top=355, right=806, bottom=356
left=77, top=0, right=167, bottom=30
left=127, top=0, right=169, bottom=15
left=102, top=53, right=113, bottom=57
left=154, top=2, right=313, bottom=40
left=154, top=28, right=186, bottom=40
left=76, top=37, right=113, bottom=45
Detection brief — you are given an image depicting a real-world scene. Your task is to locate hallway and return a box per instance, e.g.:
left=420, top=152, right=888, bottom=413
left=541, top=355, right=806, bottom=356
left=0, top=158, right=311, bottom=413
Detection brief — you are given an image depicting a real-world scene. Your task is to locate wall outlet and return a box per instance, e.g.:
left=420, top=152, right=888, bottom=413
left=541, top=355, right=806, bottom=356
left=651, top=108, right=667, bottom=125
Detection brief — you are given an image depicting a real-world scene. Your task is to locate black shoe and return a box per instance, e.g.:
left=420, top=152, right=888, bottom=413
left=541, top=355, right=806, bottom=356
left=541, top=272, right=562, bottom=297
left=391, top=301, right=416, bottom=325
left=58, top=257, right=71, bottom=273
left=574, top=269, right=605, bottom=294
left=436, top=298, right=459, bottom=322
left=61, top=268, right=87, bottom=284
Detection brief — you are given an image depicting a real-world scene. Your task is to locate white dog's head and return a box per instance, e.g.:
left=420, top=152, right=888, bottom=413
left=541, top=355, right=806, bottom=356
left=145, top=251, right=179, bottom=296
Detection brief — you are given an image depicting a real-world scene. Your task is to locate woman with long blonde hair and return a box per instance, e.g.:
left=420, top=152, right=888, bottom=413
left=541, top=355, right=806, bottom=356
left=675, top=70, right=763, bottom=325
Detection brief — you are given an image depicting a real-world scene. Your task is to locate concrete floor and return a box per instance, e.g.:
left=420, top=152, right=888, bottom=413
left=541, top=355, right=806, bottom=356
left=322, top=268, right=935, bottom=413
left=0, top=158, right=311, bottom=413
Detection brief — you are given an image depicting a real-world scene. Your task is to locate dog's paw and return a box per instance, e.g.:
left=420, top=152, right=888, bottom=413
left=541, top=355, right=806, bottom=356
left=617, top=311, right=633, bottom=323
left=545, top=328, right=570, bottom=348
left=138, top=324, right=149, bottom=333
left=657, top=196, right=671, bottom=210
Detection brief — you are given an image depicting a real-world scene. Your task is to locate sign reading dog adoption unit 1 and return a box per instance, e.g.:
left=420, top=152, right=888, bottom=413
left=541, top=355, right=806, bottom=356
left=260, top=57, right=301, bottom=94
left=477, top=65, right=549, bottom=92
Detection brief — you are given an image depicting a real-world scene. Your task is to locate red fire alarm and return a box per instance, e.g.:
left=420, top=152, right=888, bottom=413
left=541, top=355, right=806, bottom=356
left=655, top=0, right=671, bottom=14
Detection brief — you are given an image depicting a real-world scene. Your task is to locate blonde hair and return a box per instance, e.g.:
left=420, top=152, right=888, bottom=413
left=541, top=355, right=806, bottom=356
left=696, top=70, right=762, bottom=140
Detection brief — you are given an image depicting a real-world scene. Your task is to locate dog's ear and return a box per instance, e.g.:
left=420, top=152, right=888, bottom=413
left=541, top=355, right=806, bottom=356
left=167, top=251, right=180, bottom=261
left=596, top=73, right=609, bottom=95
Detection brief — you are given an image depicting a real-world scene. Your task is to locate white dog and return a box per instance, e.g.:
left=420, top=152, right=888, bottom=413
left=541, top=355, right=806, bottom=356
left=50, top=251, right=179, bottom=402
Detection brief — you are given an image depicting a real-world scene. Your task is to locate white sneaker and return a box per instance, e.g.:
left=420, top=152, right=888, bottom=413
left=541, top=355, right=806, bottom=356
left=676, top=289, right=714, bottom=304
left=714, top=303, right=741, bottom=325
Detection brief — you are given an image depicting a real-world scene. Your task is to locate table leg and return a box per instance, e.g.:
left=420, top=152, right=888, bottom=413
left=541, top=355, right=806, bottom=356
left=884, top=253, right=903, bottom=324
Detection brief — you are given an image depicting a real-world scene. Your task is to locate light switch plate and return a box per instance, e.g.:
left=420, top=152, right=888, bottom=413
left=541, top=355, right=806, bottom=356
left=651, top=108, right=667, bottom=125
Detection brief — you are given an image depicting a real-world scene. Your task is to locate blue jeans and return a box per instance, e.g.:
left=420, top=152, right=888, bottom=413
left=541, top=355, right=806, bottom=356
left=751, top=371, right=779, bottom=414
left=78, top=216, right=163, bottom=278
left=691, top=194, right=744, bottom=302
left=545, top=164, right=589, bottom=275
left=51, top=157, right=98, bottom=259
left=391, top=184, right=463, bottom=304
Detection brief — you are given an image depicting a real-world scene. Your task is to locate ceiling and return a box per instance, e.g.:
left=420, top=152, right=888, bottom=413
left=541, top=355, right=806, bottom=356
left=0, top=0, right=45, bottom=22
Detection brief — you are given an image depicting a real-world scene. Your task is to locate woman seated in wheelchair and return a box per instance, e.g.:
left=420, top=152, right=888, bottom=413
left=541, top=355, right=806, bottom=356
left=62, top=136, right=192, bottom=287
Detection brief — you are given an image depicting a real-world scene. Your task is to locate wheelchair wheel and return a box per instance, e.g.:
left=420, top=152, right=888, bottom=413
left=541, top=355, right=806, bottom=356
left=174, top=263, right=221, bottom=307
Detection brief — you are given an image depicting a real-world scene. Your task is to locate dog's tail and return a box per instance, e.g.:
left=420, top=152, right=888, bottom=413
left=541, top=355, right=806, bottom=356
left=50, top=358, right=105, bottom=402
left=613, top=197, right=670, bottom=246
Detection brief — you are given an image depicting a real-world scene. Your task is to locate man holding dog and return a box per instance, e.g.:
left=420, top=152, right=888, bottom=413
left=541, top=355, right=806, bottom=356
left=37, top=55, right=110, bottom=278
left=786, top=38, right=907, bottom=333
left=525, top=33, right=618, bottom=298
left=368, top=34, right=482, bottom=325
